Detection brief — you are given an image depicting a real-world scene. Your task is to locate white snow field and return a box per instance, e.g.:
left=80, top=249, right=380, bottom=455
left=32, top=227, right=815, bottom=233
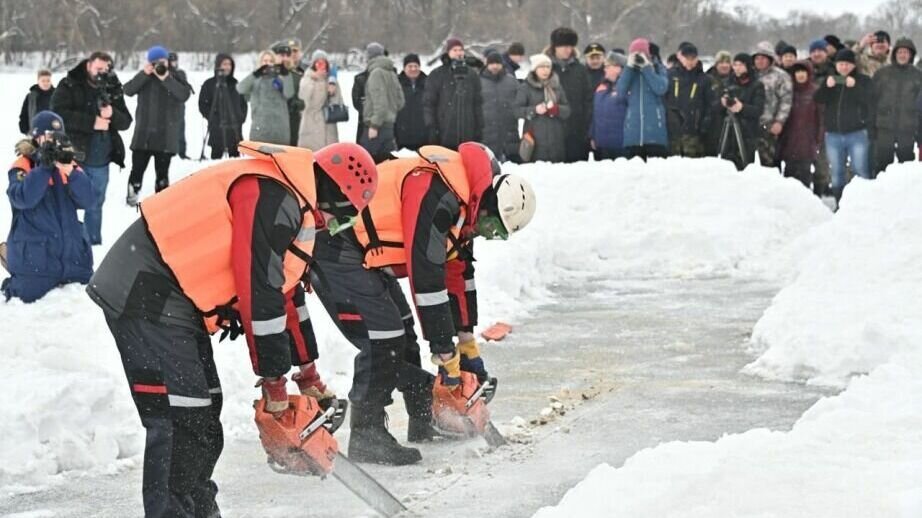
left=534, top=167, right=922, bottom=518
left=0, top=64, right=914, bottom=517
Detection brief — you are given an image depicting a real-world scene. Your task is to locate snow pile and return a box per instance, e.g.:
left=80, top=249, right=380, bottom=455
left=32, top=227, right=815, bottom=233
left=533, top=351, right=922, bottom=518
left=0, top=67, right=829, bottom=496
left=746, top=166, right=922, bottom=387
left=533, top=167, right=922, bottom=518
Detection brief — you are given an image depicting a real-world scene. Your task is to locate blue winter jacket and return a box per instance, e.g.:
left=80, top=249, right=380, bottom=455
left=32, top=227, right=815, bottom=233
left=4, top=153, right=95, bottom=302
left=616, top=63, right=669, bottom=148
left=590, top=79, right=628, bottom=151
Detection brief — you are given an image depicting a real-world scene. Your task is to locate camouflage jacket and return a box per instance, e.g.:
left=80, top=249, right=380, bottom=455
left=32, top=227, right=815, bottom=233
left=854, top=45, right=890, bottom=78
left=757, top=65, right=793, bottom=126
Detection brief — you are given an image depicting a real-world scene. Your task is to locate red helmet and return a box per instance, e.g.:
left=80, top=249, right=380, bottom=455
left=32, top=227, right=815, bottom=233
left=313, top=143, right=378, bottom=211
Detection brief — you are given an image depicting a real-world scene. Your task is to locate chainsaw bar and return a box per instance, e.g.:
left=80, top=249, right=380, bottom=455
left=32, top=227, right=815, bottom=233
left=483, top=421, right=507, bottom=448
left=332, top=452, right=407, bottom=517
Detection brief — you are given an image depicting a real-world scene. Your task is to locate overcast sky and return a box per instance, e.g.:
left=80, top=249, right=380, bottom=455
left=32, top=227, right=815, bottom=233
left=727, top=0, right=888, bottom=17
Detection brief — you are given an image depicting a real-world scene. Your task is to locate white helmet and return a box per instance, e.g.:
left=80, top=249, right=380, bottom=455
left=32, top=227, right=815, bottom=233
left=493, top=174, right=536, bottom=234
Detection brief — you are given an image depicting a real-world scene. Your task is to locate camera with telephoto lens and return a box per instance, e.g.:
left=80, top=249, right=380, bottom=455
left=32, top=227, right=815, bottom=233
left=154, top=62, right=168, bottom=75
left=95, top=70, right=123, bottom=109
left=39, top=131, right=76, bottom=167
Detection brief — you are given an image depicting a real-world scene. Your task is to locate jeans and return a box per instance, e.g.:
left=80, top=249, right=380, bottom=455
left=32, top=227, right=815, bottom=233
left=82, top=164, right=109, bottom=245
left=825, top=130, right=870, bottom=195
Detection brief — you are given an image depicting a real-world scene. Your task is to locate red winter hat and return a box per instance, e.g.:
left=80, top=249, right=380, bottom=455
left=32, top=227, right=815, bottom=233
left=629, top=38, right=650, bottom=57
left=445, top=38, right=464, bottom=52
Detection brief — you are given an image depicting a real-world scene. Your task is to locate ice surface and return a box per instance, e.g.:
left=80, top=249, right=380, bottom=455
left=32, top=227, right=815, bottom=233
left=534, top=165, right=922, bottom=518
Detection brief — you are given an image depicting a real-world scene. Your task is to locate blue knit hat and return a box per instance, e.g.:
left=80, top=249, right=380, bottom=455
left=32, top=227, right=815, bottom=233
left=809, top=39, right=828, bottom=53
left=147, top=45, right=169, bottom=63
left=30, top=110, right=64, bottom=138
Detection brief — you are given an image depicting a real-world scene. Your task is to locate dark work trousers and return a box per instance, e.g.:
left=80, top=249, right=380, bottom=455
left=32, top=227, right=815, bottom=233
left=210, top=145, right=240, bottom=160
left=872, top=130, right=915, bottom=178
left=309, top=259, right=434, bottom=418
left=129, top=150, right=174, bottom=193
left=783, top=159, right=813, bottom=189
left=626, top=144, right=669, bottom=161
left=105, top=312, right=223, bottom=518
left=359, top=124, right=397, bottom=164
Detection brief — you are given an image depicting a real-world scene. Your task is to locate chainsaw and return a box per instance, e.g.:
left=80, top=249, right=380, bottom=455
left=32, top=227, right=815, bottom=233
left=431, top=372, right=507, bottom=448
left=254, top=395, right=407, bottom=517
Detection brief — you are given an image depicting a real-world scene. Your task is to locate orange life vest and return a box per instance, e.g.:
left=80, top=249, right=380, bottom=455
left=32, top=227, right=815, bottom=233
left=141, top=141, right=319, bottom=333
left=10, top=155, right=70, bottom=185
left=353, top=146, right=472, bottom=269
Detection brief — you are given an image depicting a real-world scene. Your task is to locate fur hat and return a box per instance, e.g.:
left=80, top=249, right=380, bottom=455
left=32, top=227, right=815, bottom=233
left=530, top=53, right=552, bottom=69
left=752, top=41, right=775, bottom=59
left=733, top=52, right=753, bottom=67
left=714, top=50, right=733, bottom=64
left=550, top=27, right=579, bottom=48
left=824, top=35, right=844, bottom=51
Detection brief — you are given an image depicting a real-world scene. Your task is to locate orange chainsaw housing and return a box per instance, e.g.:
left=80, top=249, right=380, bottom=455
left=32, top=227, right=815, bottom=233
left=432, top=371, right=491, bottom=437
left=254, top=395, right=339, bottom=476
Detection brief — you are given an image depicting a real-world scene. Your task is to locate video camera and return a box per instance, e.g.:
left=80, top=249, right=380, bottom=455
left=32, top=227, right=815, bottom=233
left=720, top=83, right=742, bottom=106
left=94, top=70, right=123, bottom=109
left=38, top=131, right=76, bottom=167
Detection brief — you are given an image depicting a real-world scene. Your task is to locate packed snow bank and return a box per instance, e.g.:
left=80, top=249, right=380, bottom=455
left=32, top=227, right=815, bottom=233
left=746, top=166, right=922, bottom=387
left=533, top=352, right=922, bottom=518
left=533, top=166, right=922, bottom=518
left=0, top=68, right=831, bottom=495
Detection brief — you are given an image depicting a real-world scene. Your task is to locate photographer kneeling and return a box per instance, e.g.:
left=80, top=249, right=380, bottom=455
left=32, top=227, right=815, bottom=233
left=717, top=53, right=765, bottom=171
left=2, top=111, right=95, bottom=303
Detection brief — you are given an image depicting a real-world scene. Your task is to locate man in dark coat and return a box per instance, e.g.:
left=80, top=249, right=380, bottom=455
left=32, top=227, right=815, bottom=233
left=871, top=37, right=922, bottom=176
left=705, top=51, right=733, bottom=156
left=395, top=53, right=428, bottom=151
left=50, top=51, right=132, bottom=246
left=503, top=42, right=526, bottom=77
left=123, top=45, right=192, bottom=206
left=547, top=27, right=593, bottom=162
left=665, top=42, right=713, bottom=157
left=198, top=53, right=248, bottom=159
left=716, top=53, right=766, bottom=170
left=583, top=43, right=607, bottom=89
left=2, top=111, right=95, bottom=303
left=423, top=38, right=484, bottom=150
left=480, top=51, right=520, bottom=161
left=18, top=70, right=54, bottom=135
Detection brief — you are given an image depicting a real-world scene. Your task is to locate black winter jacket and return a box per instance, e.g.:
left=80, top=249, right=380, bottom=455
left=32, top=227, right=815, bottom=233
left=50, top=60, right=132, bottom=167
left=123, top=68, right=192, bottom=154
left=395, top=71, right=428, bottom=150
left=423, top=54, right=484, bottom=150
left=666, top=63, right=714, bottom=138
left=814, top=72, right=873, bottom=134
left=872, top=62, right=922, bottom=135
left=19, top=85, right=55, bottom=135
left=199, top=54, right=248, bottom=150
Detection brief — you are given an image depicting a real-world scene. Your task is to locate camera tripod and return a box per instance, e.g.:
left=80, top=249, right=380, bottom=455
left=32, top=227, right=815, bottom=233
left=718, top=111, right=748, bottom=170
left=199, top=77, right=243, bottom=161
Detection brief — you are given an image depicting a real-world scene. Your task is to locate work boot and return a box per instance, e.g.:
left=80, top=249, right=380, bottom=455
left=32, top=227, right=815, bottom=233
left=126, top=184, right=139, bottom=207
left=348, top=404, right=421, bottom=466
left=404, top=376, right=439, bottom=443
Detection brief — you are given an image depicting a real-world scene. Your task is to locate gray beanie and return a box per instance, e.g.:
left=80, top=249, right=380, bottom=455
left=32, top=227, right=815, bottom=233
left=605, top=51, right=628, bottom=67
left=366, top=42, right=385, bottom=60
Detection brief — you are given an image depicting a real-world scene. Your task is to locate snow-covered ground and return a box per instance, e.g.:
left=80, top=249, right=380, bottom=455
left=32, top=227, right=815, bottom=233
left=0, top=65, right=916, bottom=517
left=534, top=167, right=922, bottom=518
